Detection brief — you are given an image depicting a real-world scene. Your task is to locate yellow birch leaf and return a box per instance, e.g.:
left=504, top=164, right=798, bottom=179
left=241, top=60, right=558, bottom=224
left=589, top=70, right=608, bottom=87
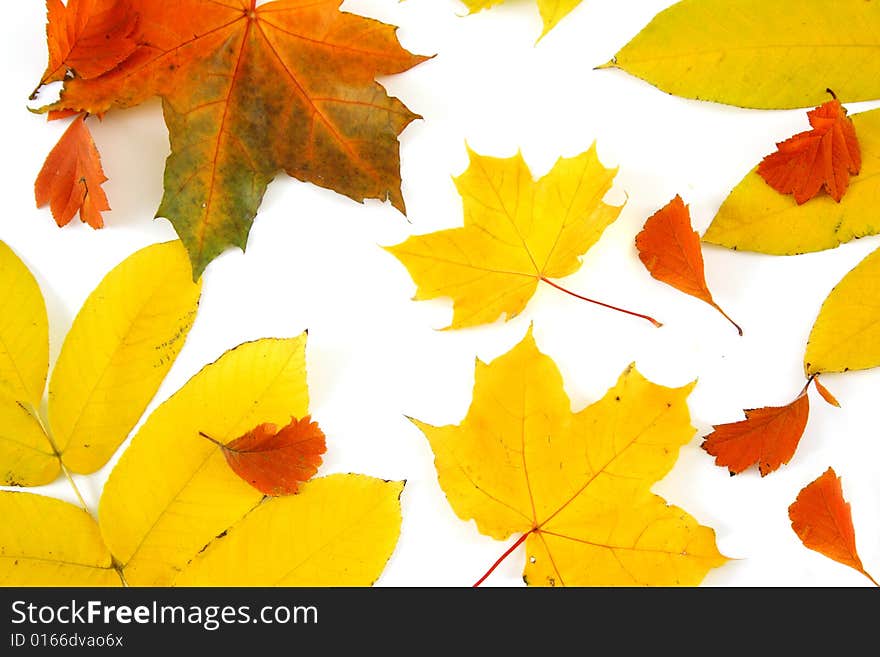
left=412, top=327, right=726, bottom=586
left=0, top=241, right=49, bottom=407
left=98, top=336, right=309, bottom=586
left=604, top=0, right=880, bottom=109
left=0, top=400, right=57, bottom=487
left=0, top=491, right=120, bottom=586
left=387, top=144, right=622, bottom=328
left=805, top=247, right=880, bottom=375
left=48, top=240, right=201, bottom=474
left=174, top=475, right=404, bottom=586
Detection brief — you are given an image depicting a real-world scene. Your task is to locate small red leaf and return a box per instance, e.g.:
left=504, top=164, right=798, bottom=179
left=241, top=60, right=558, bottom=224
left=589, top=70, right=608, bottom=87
left=215, top=416, right=326, bottom=496
left=702, top=391, right=809, bottom=476
left=757, top=98, right=861, bottom=204
left=812, top=376, right=841, bottom=408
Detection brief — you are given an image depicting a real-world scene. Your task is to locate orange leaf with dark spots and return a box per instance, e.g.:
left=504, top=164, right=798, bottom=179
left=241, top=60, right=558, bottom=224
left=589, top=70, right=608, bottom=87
left=757, top=98, right=861, bottom=204
left=204, top=416, right=326, bottom=496
left=789, top=468, right=878, bottom=586
left=35, top=114, right=109, bottom=229
left=702, top=390, right=809, bottom=476
left=636, top=195, right=741, bottom=334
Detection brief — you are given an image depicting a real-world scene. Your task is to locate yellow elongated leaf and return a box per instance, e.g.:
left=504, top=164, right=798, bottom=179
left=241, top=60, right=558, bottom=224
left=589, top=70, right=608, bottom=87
left=413, top=328, right=725, bottom=586
left=0, top=491, right=119, bottom=586
left=604, top=0, right=880, bottom=109
left=805, top=247, right=880, bottom=375
left=0, top=399, right=57, bottom=487
left=387, top=144, right=621, bottom=328
left=704, top=109, right=880, bottom=254
left=99, top=336, right=309, bottom=586
left=48, top=240, right=201, bottom=474
left=175, top=475, right=404, bottom=586
left=0, top=241, right=48, bottom=407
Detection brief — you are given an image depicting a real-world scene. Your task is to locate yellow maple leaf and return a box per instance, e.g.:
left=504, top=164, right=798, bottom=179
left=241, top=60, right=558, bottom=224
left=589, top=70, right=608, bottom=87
left=387, top=145, right=659, bottom=329
left=411, top=328, right=726, bottom=586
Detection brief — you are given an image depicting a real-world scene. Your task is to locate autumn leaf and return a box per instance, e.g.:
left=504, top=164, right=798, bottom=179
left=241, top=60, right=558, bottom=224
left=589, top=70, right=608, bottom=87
left=34, top=114, right=110, bottom=229
left=636, top=195, right=741, bottom=334
left=460, top=0, right=583, bottom=38
left=201, top=416, right=326, bottom=496
left=388, top=145, right=660, bottom=329
left=757, top=98, right=860, bottom=204
left=704, top=108, right=880, bottom=255
left=411, top=327, right=726, bottom=586
left=602, top=0, right=880, bottom=109
left=39, top=0, right=428, bottom=277
left=812, top=377, right=840, bottom=408
left=789, top=468, right=878, bottom=586
left=36, top=0, right=139, bottom=92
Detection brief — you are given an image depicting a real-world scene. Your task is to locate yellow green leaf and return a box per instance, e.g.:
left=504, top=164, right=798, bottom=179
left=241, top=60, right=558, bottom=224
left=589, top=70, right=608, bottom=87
left=98, top=335, right=309, bottom=586
left=387, top=144, right=622, bottom=328
left=412, top=328, right=725, bottom=586
left=703, top=108, right=880, bottom=255
left=460, top=0, right=582, bottom=38
left=805, top=247, right=880, bottom=375
left=0, top=491, right=120, bottom=586
left=604, top=0, right=880, bottom=109
left=0, top=241, right=48, bottom=407
left=0, top=399, right=57, bottom=487
left=174, top=475, right=404, bottom=586
left=48, top=240, right=201, bottom=474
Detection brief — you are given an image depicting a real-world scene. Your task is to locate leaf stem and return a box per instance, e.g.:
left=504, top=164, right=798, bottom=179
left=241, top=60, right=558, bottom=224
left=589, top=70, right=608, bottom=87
left=59, top=461, right=90, bottom=516
left=540, top=277, right=662, bottom=328
left=473, top=531, right=532, bottom=587
left=862, top=569, right=880, bottom=588
left=198, top=431, right=225, bottom=448
left=712, top=303, right=743, bottom=336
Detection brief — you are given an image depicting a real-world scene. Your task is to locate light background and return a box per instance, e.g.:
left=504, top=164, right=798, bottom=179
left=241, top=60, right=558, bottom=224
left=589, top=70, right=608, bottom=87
left=2, top=0, right=879, bottom=586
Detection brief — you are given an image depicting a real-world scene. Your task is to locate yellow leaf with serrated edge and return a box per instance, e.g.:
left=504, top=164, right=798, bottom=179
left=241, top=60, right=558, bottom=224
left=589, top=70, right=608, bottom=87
left=0, top=241, right=48, bottom=407
left=0, top=491, right=120, bottom=586
left=460, top=0, right=582, bottom=38
left=703, top=108, right=880, bottom=255
left=175, top=475, right=403, bottom=586
left=604, top=0, right=880, bottom=109
left=412, top=328, right=726, bottom=586
left=48, top=240, right=201, bottom=474
left=387, top=144, right=621, bottom=328
left=0, top=400, right=56, bottom=487
left=99, top=336, right=309, bottom=586
left=805, top=247, right=880, bottom=375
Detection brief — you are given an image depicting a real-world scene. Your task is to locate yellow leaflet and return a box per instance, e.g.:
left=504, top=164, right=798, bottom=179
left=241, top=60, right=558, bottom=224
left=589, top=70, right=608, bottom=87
left=413, top=327, right=725, bottom=586
left=175, top=475, right=404, bottom=586
left=0, top=399, right=57, bottom=486
left=0, top=492, right=119, bottom=586
left=805, top=247, right=880, bottom=375
left=99, top=336, right=309, bottom=586
left=605, top=0, right=880, bottom=109
left=461, top=0, right=582, bottom=38
left=0, top=241, right=48, bottom=407
left=48, top=240, right=201, bottom=474
left=387, top=144, right=621, bottom=328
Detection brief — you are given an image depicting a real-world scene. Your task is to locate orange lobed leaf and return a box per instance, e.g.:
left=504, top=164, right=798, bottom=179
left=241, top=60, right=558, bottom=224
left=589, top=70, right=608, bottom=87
left=636, top=195, right=741, bottom=334
left=40, top=0, right=139, bottom=89
left=209, top=416, right=326, bottom=497
left=757, top=98, right=861, bottom=204
left=702, top=390, right=809, bottom=477
left=789, top=467, right=878, bottom=586
left=34, top=114, right=110, bottom=229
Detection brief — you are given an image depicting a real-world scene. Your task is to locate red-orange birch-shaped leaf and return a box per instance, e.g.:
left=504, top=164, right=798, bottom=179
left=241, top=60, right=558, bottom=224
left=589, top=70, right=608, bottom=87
left=34, top=114, right=109, bottom=229
left=39, top=0, right=139, bottom=89
left=702, top=390, right=809, bottom=477
left=636, top=195, right=741, bottom=334
left=757, top=98, right=861, bottom=204
left=789, top=468, right=878, bottom=586
left=202, top=416, right=326, bottom=496
left=813, top=376, right=841, bottom=408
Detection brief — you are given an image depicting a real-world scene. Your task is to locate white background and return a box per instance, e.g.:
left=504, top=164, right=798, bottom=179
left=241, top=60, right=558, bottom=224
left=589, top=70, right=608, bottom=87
left=3, top=0, right=880, bottom=587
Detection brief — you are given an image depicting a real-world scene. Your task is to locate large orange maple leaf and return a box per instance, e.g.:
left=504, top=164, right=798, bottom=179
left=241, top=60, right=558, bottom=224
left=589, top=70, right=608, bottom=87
left=42, top=0, right=427, bottom=276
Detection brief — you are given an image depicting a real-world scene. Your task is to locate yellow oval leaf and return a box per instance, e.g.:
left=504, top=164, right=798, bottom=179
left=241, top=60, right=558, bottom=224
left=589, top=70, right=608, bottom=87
left=175, top=475, right=404, bottom=586
left=48, top=240, right=201, bottom=474
left=805, top=247, right=880, bottom=375
left=98, top=335, right=309, bottom=586
left=704, top=109, right=880, bottom=254
left=605, top=0, right=880, bottom=109
left=0, top=491, right=119, bottom=586
left=0, top=241, right=48, bottom=407
left=0, top=399, right=57, bottom=487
